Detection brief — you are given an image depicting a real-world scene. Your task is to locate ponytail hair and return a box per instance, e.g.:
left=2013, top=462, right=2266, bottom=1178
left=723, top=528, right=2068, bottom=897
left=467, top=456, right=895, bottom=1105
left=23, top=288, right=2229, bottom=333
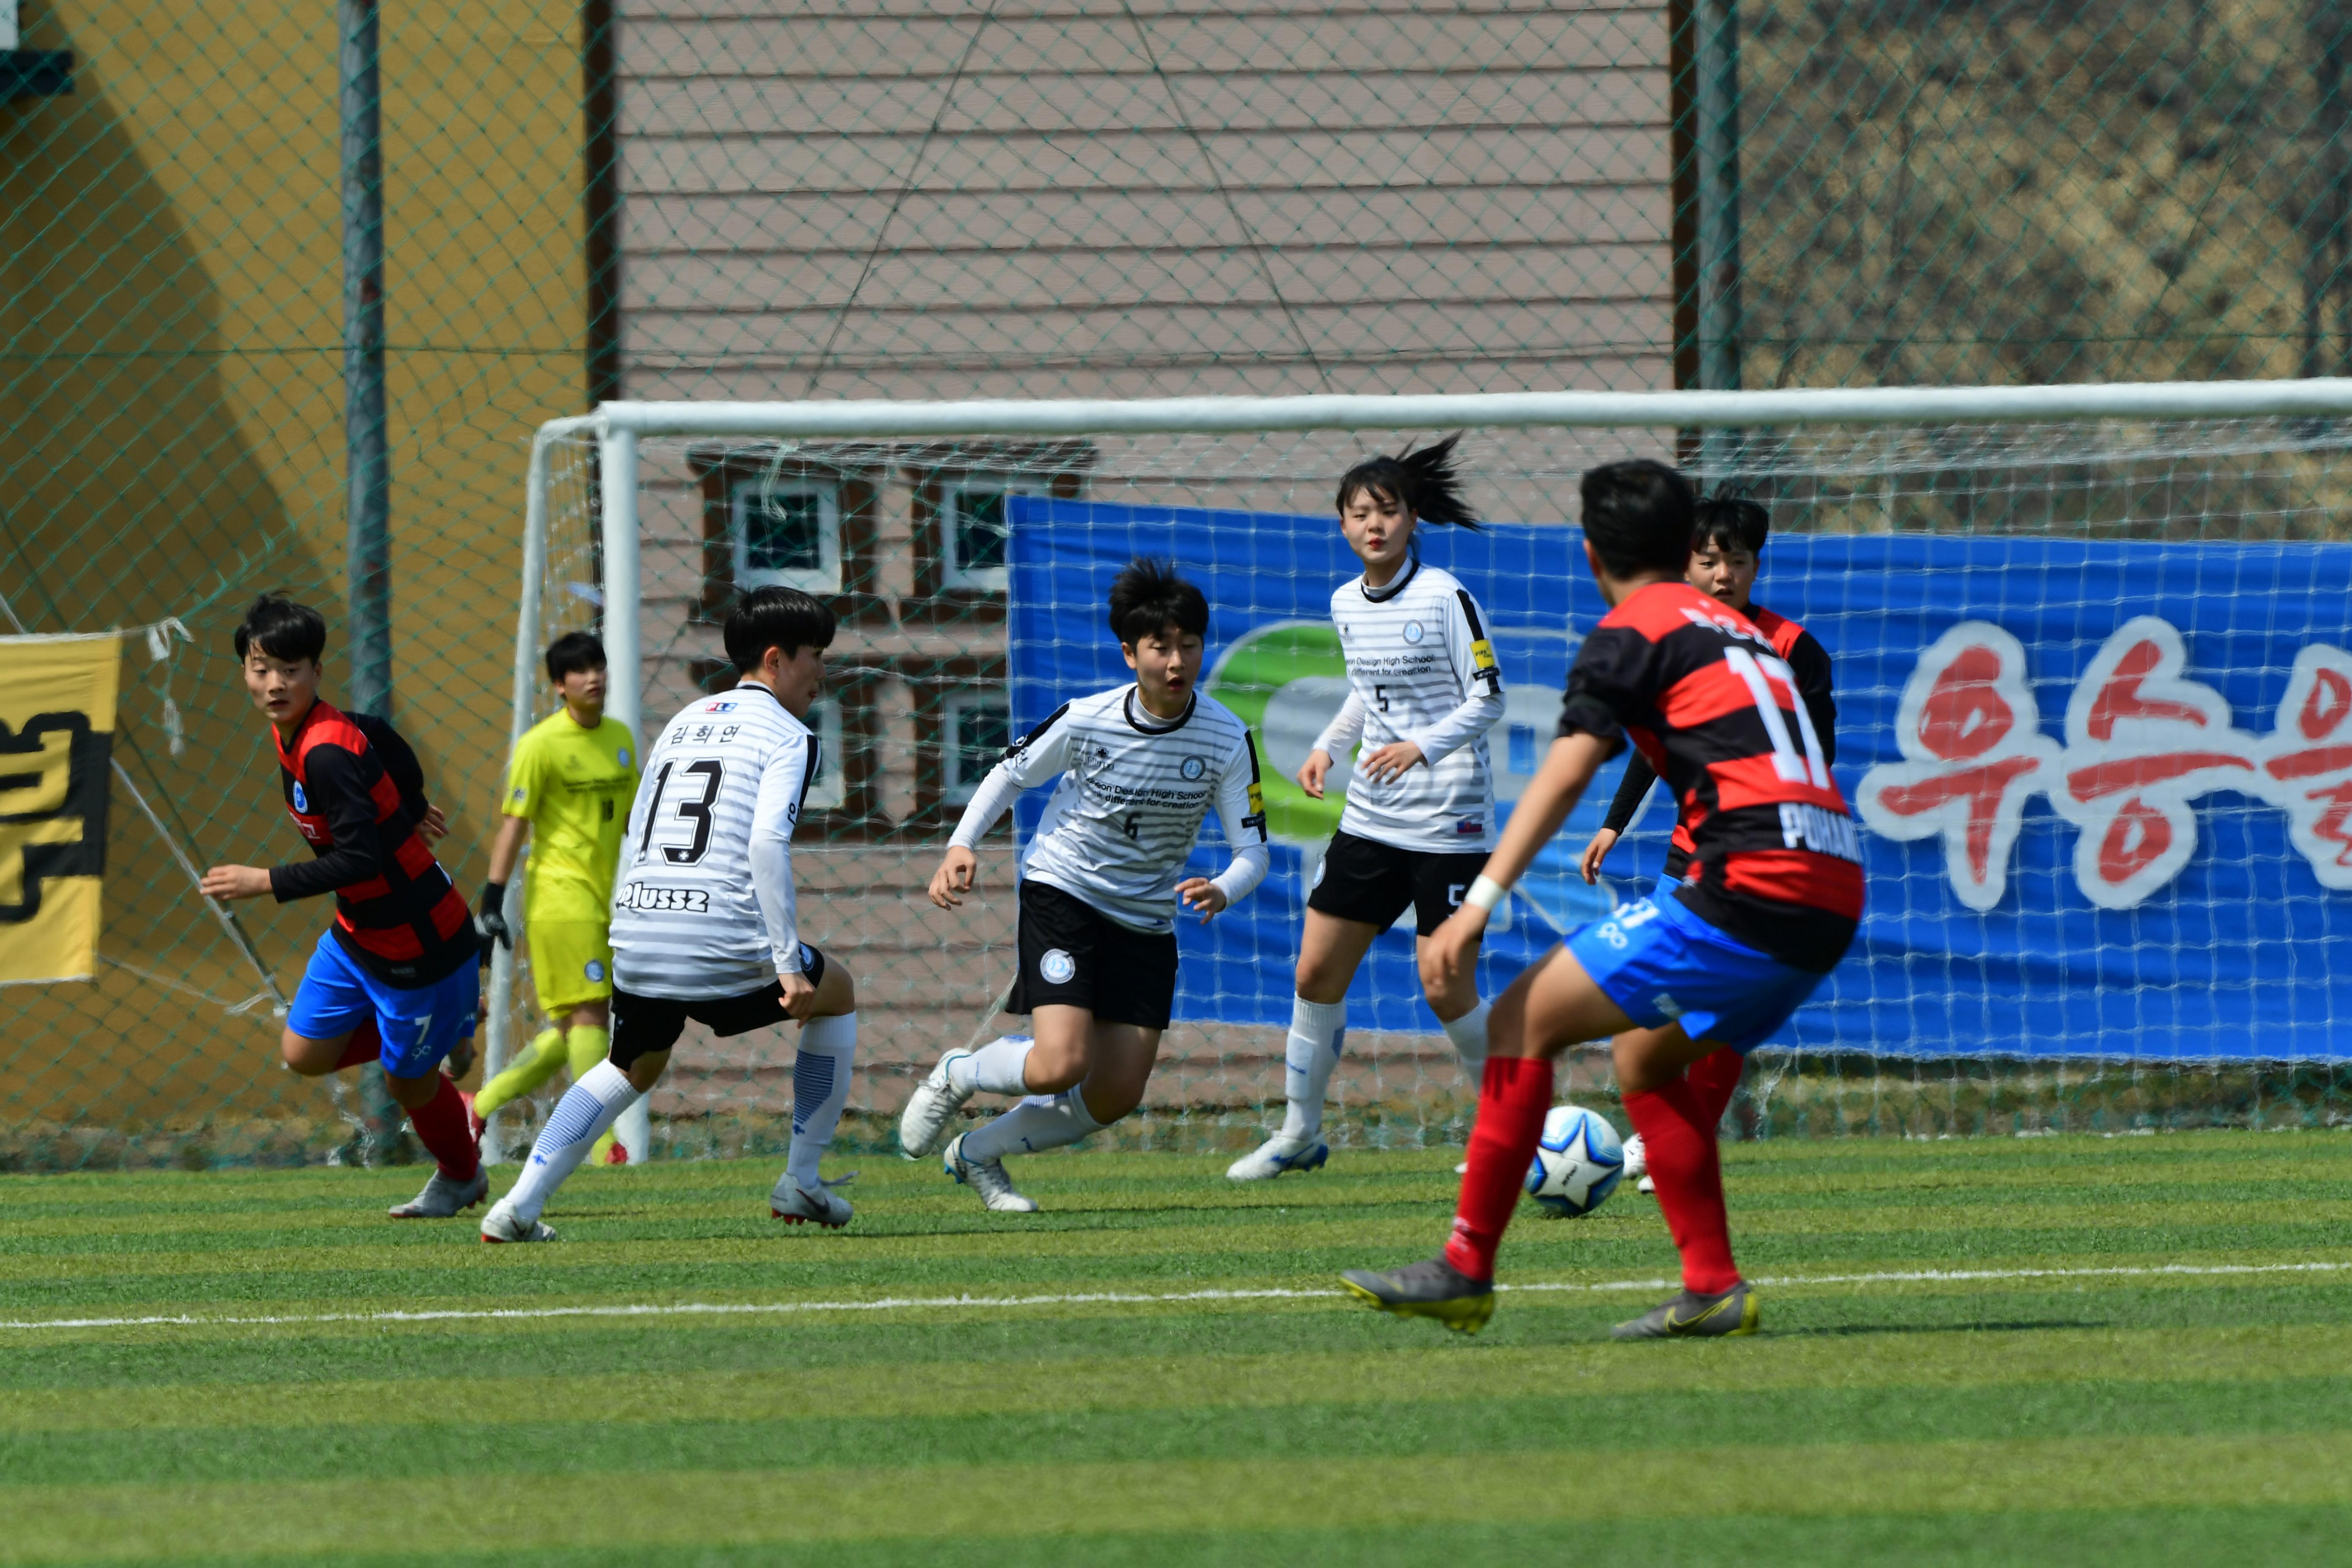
left=1335, top=433, right=1480, bottom=530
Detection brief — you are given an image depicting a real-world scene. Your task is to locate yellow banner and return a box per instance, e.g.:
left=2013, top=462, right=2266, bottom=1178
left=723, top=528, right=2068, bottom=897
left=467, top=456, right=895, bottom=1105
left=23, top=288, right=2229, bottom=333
left=0, top=634, right=119, bottom=985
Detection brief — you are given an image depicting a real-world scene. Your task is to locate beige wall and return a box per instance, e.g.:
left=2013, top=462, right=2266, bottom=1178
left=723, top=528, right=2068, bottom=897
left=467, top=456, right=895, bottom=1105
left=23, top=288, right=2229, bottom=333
left=1, top=0, right=590, bottom=1140
left=612, top=0, right=1675, bottom=403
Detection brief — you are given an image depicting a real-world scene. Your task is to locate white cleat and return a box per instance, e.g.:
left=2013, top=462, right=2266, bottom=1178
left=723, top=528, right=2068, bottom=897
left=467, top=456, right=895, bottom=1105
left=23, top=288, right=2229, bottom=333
left=1226, top=1134, right=1330, bottom=1181
left=479, top=1197, right=558, bottom=1244
left=945, top=1133, right=1039, bottom=1213
left=1622, top=1132, right=1656, bottom=1194
left=770, top=1174, right=854, bottom=1229
left=897, top=1048, right=977, bottom=1158
left=388, top=1168, right=489, bottom=1219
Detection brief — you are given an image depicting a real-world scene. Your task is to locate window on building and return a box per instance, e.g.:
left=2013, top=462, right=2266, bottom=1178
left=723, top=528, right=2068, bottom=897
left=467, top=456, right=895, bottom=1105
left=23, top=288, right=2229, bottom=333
left=939, top=476, right=1048, bottom=593
left=941, top=688, right=1012, bottom=805
left=731, top=476, right=841, bottom=594
left=803, top=693, right=847, bottom=812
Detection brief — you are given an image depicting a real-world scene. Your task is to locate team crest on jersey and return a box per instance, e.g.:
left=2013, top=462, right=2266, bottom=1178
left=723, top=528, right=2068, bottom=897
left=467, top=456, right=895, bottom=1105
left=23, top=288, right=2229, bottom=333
left=1403, top=621, right=1426, bottom=643
left=1180, top=755, right=1206, bottom=781
left=1039, top=947, right=1076, bottom=984
left=291, top=782, right=308, bottom=813
left=585, top=959, right=605, bottom=982
left=617, top=748, right=631, bottom=766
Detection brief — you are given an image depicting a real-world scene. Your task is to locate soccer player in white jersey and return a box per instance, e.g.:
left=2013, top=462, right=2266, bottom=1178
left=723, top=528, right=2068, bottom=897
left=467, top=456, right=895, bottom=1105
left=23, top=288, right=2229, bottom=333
left=479, top=586, right=860, bottom=1241
left=1228, top=437, right=1507, bottom=1181
left=898, top=559, right=1271, bottom=1211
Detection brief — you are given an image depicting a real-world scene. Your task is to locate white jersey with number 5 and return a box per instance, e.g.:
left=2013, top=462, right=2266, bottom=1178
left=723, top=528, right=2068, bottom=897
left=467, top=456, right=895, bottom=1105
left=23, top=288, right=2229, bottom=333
left=610, top=682, right=819, bottom=999
left=1312, top=560, right=1507, bottom=852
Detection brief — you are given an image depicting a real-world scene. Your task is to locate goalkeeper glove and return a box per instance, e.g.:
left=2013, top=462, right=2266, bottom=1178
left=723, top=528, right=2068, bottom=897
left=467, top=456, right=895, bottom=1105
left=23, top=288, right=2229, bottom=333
left=476, top=881, right=512, bottom=953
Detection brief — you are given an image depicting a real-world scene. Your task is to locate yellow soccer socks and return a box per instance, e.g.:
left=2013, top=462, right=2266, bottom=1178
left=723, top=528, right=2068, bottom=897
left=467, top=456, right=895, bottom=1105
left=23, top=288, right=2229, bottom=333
left=567, top=1026, right=621, bottom=1164
left=473, top=1027, right=566, bottom=1116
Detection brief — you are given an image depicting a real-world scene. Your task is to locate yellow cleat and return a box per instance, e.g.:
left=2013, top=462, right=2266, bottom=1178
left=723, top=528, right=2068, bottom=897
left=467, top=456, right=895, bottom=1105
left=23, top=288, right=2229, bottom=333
left=1339, top=1257, right=1496, bottom=1335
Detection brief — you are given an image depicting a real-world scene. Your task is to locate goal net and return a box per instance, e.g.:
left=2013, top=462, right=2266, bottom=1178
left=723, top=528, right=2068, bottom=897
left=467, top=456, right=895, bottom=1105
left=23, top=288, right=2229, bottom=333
left=501, top=386, right=2352, bottom=1158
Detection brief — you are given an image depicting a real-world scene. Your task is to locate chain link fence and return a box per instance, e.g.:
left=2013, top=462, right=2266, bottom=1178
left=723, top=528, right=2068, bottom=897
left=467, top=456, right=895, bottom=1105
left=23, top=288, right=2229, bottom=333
left=7, top=0, right=2349, bottom=1169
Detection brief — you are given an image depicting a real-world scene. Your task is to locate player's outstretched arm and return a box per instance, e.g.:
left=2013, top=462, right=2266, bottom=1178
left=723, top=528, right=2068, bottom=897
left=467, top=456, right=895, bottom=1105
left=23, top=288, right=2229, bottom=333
left=1422, top=731, right=1611, bottom=989
left=929, top=704, right=1073, bottom=910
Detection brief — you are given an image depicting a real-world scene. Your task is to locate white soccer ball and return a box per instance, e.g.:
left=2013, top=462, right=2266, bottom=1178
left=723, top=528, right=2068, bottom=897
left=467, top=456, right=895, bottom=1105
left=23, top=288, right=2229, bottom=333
left=1523, top=1104, right=1625, bottom=1217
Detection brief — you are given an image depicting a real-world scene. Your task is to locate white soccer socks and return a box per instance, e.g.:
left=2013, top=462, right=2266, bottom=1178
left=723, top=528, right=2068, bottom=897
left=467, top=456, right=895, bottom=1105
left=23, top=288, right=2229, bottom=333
left=950, top=1033, right=1037, bottom=1096
left=783, top=1012, right=857, bottom=1191
left=1278, top=996, right=1348, bottom=1140
left=1441, top=999, right=1491, bottom=1075
left=505, top=1059, right=640, bottom=1223
left=963, top=1086, right=1108, bottom=1163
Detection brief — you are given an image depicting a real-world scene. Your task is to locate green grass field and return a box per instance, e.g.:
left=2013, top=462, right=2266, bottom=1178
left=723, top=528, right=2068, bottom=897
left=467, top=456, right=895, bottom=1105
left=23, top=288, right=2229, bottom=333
left=5, top=1133, right=2352, bottom=1565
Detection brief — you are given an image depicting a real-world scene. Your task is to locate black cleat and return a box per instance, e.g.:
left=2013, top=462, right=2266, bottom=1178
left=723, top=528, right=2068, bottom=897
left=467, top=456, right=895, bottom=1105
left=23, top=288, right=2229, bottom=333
left=1611, top=1281, right=1760, bottom=1340
left=1339, top=1255, right=1496, bottom=1334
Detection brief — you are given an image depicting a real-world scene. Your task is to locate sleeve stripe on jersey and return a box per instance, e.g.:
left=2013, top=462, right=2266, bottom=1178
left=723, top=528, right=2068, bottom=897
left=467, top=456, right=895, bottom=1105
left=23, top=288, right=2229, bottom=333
left=1007, top=702, right=1070, bottom=760
left=1454, top=589, right=1488, bottom=641
left=793, top=736, right=822, bottom=819
left=1240, top=730, right=1268, bottom=840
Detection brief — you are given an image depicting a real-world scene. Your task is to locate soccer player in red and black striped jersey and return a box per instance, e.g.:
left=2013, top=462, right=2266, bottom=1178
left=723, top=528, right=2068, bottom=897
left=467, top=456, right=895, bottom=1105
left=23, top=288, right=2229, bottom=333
left=199, top=596, right=487, bottom=1219
left=1576, top=490, right=1835, bottom=1195
left=1341, top=460, right=1862, bottom=1339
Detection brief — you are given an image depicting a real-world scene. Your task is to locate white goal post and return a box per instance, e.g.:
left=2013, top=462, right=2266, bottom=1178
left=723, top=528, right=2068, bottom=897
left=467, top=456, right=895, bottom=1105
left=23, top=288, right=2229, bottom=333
left=493, top=381, right=2352, bottom=1159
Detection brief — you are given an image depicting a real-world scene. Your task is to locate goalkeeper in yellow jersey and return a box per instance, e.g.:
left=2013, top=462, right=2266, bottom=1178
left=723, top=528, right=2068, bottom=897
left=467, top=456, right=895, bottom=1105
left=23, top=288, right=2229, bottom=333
left=468, top=632, right=641, bottom=1163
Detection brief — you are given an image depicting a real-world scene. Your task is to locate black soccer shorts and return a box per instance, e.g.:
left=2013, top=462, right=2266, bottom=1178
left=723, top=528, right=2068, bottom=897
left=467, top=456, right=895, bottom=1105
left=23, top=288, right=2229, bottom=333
left=1307, top=830, right=1492, bottom=937
left=1005, top=881, right=1179, bottom=1031
left=608, top=943, right=828, bottom=1068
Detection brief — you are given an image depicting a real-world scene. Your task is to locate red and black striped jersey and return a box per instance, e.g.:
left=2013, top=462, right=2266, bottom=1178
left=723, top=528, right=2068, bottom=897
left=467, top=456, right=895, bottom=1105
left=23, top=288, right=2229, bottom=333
left=1600, top=600, right=1838, bottom=881
left=269, top=700, right=477, bottom=988
left=1560, top=582, right=1861, bottom=971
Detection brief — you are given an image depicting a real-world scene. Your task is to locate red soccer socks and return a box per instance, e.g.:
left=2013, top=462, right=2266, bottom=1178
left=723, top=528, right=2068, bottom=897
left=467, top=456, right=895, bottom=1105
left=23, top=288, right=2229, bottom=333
left=1688, top=1045, right=1745, bottom=1130
left=1624, top=1073, right=1741, bottom=1296
left=1442, top=1055, right=1554, bottom=1282
left=333, top=1018, right=383, bottom=1071
left=405, top=1073, right=481, bottom=1183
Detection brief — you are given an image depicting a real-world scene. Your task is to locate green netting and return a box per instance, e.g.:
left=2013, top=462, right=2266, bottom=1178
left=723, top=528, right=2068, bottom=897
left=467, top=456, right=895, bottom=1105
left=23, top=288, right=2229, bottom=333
left=7, top=0, right=2351, bottom=1170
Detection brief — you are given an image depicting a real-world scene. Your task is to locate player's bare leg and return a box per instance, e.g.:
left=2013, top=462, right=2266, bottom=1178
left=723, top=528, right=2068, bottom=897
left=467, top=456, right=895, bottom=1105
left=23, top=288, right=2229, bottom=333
left=1230, top=912, right=1375, bottom=1180
left=771, top=957, right=860, bottom=1228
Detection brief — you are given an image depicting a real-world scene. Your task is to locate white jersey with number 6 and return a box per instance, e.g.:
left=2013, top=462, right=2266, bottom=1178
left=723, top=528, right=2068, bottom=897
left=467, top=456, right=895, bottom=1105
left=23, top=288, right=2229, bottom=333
left=949, top=685, right=1270, bottom=934
left=610, top=682, right=819, bottom=999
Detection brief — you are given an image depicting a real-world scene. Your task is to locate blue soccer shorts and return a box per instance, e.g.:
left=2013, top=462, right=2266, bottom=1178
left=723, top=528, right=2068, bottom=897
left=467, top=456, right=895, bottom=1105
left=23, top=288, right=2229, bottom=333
left=1565, top=891, right=1829, bottom=1055
left=287, top=931, right=480, bottom=1079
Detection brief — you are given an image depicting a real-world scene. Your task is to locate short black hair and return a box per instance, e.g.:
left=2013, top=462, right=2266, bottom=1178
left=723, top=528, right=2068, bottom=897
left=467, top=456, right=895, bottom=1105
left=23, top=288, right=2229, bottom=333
left=1694, top=490, right=1770, bottom=556
left=723, top=585, right=836, bottom=675
left=1335, top=433, right=1480, bottom=529
left=544, top=631, right=607, bottom=684
left=1108, top=557, right=1208, bottom=645
left=233, top=594, right=327, bottom=664
left=1579, top=459, right=1696, bottom=579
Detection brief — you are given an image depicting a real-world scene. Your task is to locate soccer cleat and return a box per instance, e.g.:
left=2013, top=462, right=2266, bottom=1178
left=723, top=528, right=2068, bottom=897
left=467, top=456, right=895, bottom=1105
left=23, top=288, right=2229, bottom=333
left=770, top=1174, right=854, bottom=1228
left=479, top=1197, right=558, bottom=1244
left=387, top=1168, right=489, bottom=1220
left=1340, top=1256, right=1495, bottom=1334
left=1622, top=1132, right=1656, bottom=1194
left=897, top=1049, right=976, bottom=1158
left=602, top=1141, right=630, bottom=1166
left=1611, top=1282, right=1760, bottom=1340
left=1226, top=1134, right=1329, bottom=1181
left=944, top=1133, right=1039, bottom=1213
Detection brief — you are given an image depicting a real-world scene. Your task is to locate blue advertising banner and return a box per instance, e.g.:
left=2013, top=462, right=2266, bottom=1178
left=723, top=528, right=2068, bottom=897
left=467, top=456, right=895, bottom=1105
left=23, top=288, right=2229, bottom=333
left=1007, top=496, right=2352, bottom=1062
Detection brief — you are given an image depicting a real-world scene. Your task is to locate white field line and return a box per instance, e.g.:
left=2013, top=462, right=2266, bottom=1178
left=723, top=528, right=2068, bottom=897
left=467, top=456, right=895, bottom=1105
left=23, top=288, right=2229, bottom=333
left=2, top=1260, right=2347, bottom=1334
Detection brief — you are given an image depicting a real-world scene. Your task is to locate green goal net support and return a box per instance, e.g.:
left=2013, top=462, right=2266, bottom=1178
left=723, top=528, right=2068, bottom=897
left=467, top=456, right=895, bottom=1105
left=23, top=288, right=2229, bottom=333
left=489, top=382, right=2352, bottom=1163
